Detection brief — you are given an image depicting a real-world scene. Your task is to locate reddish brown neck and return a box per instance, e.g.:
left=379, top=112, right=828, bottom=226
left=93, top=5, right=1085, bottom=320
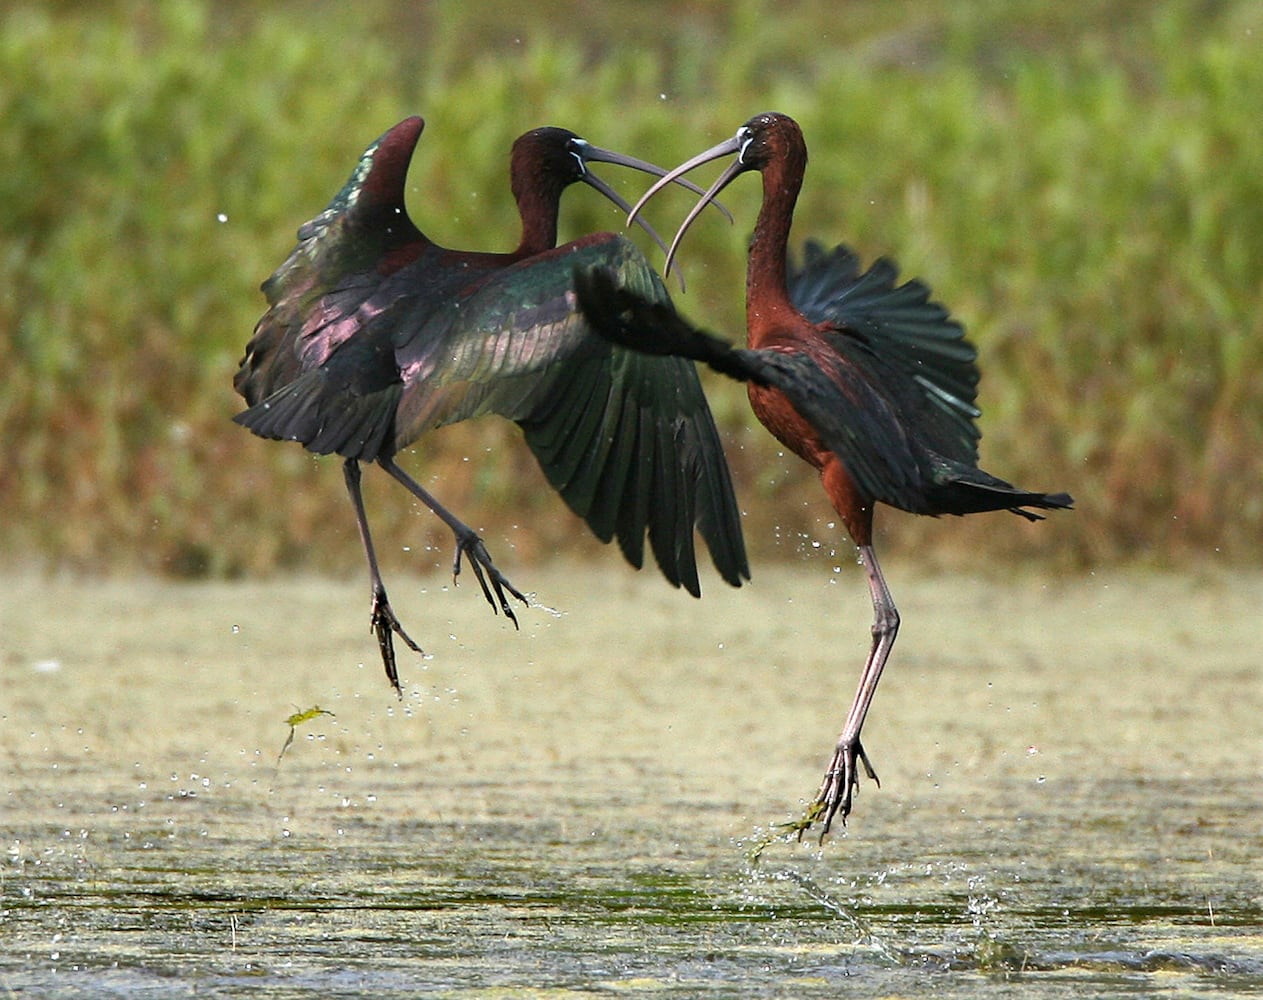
left=509, top=154, right=565, bottom=258
left=745, top=153, right=804, bottom=344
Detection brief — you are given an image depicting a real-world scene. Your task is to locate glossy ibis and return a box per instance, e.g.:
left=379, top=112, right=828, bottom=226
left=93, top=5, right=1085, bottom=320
left=574, top=111, right=1072, bottom=834
left=234, top=116, right=749, bottom=694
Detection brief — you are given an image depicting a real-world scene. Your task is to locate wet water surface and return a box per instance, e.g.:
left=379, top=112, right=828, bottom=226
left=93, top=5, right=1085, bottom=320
left=3, top=564, right=1261, bottom=996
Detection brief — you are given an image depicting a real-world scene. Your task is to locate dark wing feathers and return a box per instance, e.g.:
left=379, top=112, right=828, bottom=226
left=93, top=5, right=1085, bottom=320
left=573, top=267, right=922, bottom=509
left=575, top=385, right=640, bottom=546
left=612, top=405, right=657, bottom=571
left=787, top=351, right=923, bottom=506
left=430, top=236, right=746, bottom=591
left=235, top=292, right=414, bottom=461
left=235, top=117, right=748, bottom=593
left=575, top=264, right=1073, bottom=521
left=233, top=117, right=430, bottom=455
left=789, top=239, right=981, bottom=463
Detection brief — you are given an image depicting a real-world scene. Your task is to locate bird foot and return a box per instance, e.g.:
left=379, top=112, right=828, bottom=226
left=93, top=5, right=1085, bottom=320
left=451, top=530, right=529, bottom=626
left=802, top=737, right=880, bottom=839
left=370, top=590, right=423, bottom=697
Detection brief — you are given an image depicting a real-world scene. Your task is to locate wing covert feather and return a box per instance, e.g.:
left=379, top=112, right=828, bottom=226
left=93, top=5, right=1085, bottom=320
left=399, top=235, right=746, bottom=590
left=789, top=239, right=981, bottom=463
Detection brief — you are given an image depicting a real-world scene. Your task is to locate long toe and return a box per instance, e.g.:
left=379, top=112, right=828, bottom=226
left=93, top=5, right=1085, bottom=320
left=818, top=774, right=853, bottom=834
left=454, top=535, right=529, bottom=620
left=370, top=596, right=422, bottom=696
left=813, top=736, right=880, bottom=835
left=854, top=739, right=880, bottom=785
left=812, top=760, right=853, bottom=835
left=493, top=566, right=529, bottom=607
left=493, top=577, right=522, bottom=628
left=371, top=618, right=402, bottom=695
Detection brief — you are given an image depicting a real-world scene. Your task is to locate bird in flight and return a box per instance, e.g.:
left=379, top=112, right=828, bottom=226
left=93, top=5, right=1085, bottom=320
left=576, top=111, right=1072, bottom=833
left=234, top=116, right=748, bottom=693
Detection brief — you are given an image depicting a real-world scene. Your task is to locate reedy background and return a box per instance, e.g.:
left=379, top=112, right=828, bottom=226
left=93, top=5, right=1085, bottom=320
left=3, top=1, right=1259, bottom=578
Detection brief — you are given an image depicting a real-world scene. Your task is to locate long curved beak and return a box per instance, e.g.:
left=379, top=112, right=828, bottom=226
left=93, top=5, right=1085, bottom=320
left=577, top=160, right=672, bottom=256
left=576, top=144, right=732, bottom=290
left=580, top=144, right=733, bottom=223
left=626, top=133, right=751, bottom=278
left=578, top=144, right=732, bottom=246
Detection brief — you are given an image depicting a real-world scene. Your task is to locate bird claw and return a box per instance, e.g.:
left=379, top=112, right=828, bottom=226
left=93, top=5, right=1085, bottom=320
left=802, top=737, right=880, bottom=840
left=451, top=530, right=529, bottom=626
left=370, top=590, right=422, bottom=697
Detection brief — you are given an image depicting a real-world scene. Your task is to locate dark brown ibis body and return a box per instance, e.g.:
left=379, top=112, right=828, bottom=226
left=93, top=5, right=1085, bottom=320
left=234, top=117, right=748, bottom=693
left=575, top=112, right=1072, bottom=834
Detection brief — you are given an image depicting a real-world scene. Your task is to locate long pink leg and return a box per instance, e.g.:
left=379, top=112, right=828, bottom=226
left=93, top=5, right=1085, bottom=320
left=814, top=542, right=899, bottom=832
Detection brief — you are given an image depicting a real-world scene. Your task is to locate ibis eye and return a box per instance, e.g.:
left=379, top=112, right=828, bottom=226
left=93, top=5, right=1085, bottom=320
left=568, top=139, right=589, bottom=175
left=737, top=129, right=755, bottom=163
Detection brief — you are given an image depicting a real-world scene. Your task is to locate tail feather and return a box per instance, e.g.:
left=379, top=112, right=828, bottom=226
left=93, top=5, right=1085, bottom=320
left=928, top=455, right=1074, bottom=519
left=1008, top=491, right=1074, bottom=521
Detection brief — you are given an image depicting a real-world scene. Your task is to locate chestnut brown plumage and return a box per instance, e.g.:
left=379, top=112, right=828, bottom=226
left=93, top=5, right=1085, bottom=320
left=576, top=112, right=1071, bottom=834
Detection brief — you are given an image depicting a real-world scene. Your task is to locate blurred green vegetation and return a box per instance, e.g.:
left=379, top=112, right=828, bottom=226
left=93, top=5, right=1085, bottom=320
left=2, top=0, right=1260, bottom=580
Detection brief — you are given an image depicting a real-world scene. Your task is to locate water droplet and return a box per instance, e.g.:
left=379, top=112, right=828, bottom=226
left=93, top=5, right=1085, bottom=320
left=216, top=212, right=228, bottom=223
